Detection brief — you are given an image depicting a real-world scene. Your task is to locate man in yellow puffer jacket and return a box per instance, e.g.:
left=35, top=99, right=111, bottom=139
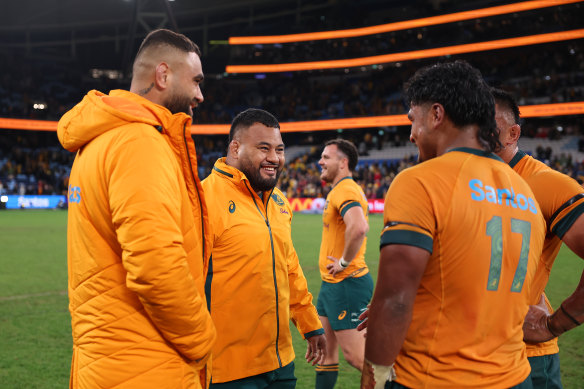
left=57, top=29, right=216, bottom=388
left=202, top=108, right=327, bottom=387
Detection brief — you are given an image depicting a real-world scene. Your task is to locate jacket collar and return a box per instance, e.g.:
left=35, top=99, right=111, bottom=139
left=58, top=89, right=192, bottom=152
left=212, top=158, right=248, bottom=183
left=212, top=158, right=275, bottom=204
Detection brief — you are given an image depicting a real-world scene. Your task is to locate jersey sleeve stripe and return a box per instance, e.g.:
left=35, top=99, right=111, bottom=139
left=551, top=201, right=584, bottom=238
left=339, top=201, right=361, bottom=217
left=548, top=193, right=584, bottom=230
left=380, top=229, right=433, bottom=253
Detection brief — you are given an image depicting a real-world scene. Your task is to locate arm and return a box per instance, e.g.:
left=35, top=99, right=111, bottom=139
left=524, top=213, right=584, bottom=342
left=327, top=205, right=369, bottom=276
left=361, top=244, right=430, bottom=388
left=287, top=244, right=327, bottom=364
left=109, top=130, right=215, bottom=366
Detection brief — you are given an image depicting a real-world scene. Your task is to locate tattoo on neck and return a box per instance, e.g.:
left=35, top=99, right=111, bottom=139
left=138, top=83, right=154, bottom=96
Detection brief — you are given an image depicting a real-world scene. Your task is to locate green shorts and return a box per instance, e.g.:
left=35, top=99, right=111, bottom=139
left=316, top=273, right=373, bottom=331
left=210, top=362, right=296, bottom=389
left=528, top=353, right=563, bottom=389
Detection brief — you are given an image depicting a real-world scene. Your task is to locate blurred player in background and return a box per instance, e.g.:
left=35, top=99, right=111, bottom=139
left=493, top=87, right=584, bottom=389
left=315, top=139, right=372, bottom=388
left=202, top=108, right=326, bottom=388
left=57, top=29, right=216, bottom=388
left=361, top=61, right=546, bottom=389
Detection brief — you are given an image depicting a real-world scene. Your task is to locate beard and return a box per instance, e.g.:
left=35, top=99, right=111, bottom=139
left=240, top=159, right=282, bottom=193
left=320, top=165, right=337, bottom=184
left=164, top=93, right=193, bottom=117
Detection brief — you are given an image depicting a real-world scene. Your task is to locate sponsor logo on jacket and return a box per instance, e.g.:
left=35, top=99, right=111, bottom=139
left=68, top=185, right=81, bottom=204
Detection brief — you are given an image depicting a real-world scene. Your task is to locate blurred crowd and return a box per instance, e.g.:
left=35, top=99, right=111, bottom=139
left=1, top=1, right=583, bottom=198
left=0, top=132, right=73, bottom=196
left=1, top=130, right=583, bottom=199
left=229, top=3, right=583, bottom=64
left=1, top=2, right=583, bottom=125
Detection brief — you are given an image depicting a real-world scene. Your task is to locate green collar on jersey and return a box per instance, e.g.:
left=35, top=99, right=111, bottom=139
left=509, top=150, right=527, bottom=168
left=447, top=147, right=503, bottom=162
left=332, top=176, right=353, bottom=189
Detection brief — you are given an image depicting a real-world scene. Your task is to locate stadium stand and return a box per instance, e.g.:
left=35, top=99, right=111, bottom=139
left=0, top=0, right=583, bottom=201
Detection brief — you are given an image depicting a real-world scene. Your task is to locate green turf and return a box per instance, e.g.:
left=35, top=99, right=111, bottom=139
left=0, top=210, right=582, bottom=388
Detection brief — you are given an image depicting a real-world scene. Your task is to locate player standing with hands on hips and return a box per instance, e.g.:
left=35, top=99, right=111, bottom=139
left=315, top=139, right=372, bottom=389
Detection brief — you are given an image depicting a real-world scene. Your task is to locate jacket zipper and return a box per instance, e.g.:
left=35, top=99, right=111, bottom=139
left=244, top=182, right=282, bottom=368
left=182, top=123, right=206, bottom=263
left=182, top=123, right=209, bottom=389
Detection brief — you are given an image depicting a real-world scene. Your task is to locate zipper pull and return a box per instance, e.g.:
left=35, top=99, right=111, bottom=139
left=265, top=219, right=270, bottom=228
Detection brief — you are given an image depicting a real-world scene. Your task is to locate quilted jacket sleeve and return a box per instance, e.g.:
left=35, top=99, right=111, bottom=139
left=107, top=126, right=216, bottom=366
left=286, top=203, right=324, bottom=339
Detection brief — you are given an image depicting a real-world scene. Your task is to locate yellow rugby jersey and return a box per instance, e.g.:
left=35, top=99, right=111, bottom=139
left=381, top=148, right=546, bottom=389
left=319, top=176, right=369, bottom=283
left=510, top=150, right=584, bottom=357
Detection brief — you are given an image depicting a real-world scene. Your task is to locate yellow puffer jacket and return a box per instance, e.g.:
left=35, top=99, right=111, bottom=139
left=202, top=158, right=324, bottom=383
left=58, top=89, right=216, bottom=389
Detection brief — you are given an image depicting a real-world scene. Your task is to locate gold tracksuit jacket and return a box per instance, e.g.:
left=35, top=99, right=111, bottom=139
left=202, top=158, right=323, bottom=383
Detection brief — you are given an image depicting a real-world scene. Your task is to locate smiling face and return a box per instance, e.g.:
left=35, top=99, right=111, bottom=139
left=234, top=122, right=285, bottom=193
left=408, top=103, right=437, bottom=162
left=319, top=144, right=344, bottom=184
left=164, top=51, right=204, bottom=117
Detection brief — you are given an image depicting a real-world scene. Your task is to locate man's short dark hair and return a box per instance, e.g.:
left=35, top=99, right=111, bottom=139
left=229, top=108, right=280, bottom=143
left=404, top=60, right=501, bottom=153
left=135, top=29, right=201, bottom=59
left=491, top=87, right=521, bottom=125
left=325, top=139, right=359, bottom=172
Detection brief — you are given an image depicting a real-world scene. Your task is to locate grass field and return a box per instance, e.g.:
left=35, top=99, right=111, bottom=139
left=0, top=210, right=582, bottom=388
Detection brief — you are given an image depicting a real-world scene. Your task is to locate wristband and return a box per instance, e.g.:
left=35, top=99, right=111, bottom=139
left=547, top=303, right=582, bottom=338
left=365, top=358, right=396, bottom=388
left=560, top=304, right=582, bottom=326
left=339, top=257, right=350, bottom=268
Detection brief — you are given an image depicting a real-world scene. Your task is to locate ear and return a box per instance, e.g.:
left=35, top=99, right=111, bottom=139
left=228, top=140, right=240, bottom=158
left=429, top=103, right=445, bottom=129
left=341, top=156, right=349, bottom=170
left=154, top=62, right=170, bottom=90
left=508, top=124, right=521, bottom=144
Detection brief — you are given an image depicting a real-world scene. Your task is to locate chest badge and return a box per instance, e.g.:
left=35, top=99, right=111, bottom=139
left=271, top=193, right=285, bottom=206
left=228, top=200, right=236, bottom=213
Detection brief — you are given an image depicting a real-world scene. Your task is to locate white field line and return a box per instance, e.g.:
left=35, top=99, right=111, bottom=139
left=0, top=290, right=67, bottom=301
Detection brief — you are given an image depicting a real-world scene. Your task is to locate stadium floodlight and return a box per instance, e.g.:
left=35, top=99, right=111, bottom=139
left=226, top=29, right=584, bottom=73
left=229, top=0, right=583, bottom=44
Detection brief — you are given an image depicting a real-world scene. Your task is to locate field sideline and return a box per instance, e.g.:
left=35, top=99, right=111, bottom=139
left=0, top=210, right=582, bottom=388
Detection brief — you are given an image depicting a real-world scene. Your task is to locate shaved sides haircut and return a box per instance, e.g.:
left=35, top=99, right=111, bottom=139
left=136, top=29, right=200, bottom=59
left=132, top=29, right=201, bottom=76
left=325, top=139, right=359, bottom=172
left=491, top=87, right=521, bottom=125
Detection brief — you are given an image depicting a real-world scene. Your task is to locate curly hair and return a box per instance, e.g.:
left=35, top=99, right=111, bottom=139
left=404, top=60, right=501, bottom=153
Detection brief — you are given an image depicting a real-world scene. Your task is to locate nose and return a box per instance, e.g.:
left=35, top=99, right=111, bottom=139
left=409, top=134, right=415, bottom=144
left=318, top=158, right=324, bottom=166
left=194, top=85, right=204, bottom=104
left=266, top=148, right=279, bottom=163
